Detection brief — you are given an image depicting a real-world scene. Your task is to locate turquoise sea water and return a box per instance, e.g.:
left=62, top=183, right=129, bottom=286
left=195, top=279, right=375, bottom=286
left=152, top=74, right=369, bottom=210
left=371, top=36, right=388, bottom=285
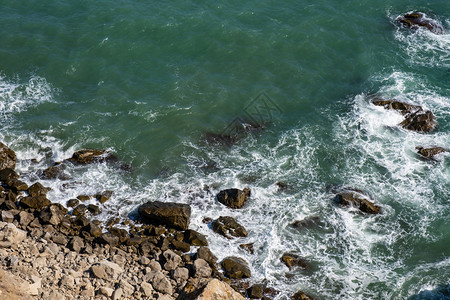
left=0, top=1, right=449, bottom=299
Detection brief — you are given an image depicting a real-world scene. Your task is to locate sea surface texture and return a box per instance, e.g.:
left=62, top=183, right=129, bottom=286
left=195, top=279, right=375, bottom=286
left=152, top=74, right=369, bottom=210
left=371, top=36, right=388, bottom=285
left=0, top=1, right=449, bottom=299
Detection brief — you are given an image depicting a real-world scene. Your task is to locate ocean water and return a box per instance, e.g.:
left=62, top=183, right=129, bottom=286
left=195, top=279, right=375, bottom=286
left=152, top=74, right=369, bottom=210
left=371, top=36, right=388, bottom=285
left=0, top=1, right=449, bottom=299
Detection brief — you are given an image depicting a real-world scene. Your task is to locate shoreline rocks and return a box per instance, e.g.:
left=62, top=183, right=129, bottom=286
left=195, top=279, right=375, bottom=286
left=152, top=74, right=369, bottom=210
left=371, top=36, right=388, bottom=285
left=216, top=188, right=251, bottom=209
left=138, top=201, right=191, bottom=231
left=396, top=12, right=445, bottom=34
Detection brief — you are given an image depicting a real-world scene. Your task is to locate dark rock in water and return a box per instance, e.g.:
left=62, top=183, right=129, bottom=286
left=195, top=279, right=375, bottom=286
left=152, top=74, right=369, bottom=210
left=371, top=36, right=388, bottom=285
left=247, top=284, right=264, bottom=299
left=67, top=199, right=79, bottom=208
left=39, top=203, right=68, bottom=226
left=276, top=181, right=289, bottom=191
left=28, top=182, right=50, bottom=197
left=20, top=196, right=51, bottom=210
left=216, top=188, right=251, bottom=209
left=204, top=132, right=240, bottom=147
left=292, top=290, right=315, bottom=300
left=73, top=204, right=87, bottom=217
left=0, top=143, right=16, bottom=171
left=371, top=98, right=437, bottom=133
left=138, top=201, right=191, bottom=230
left=41, top=163, right=69, bottom=180
left=77, top=195, right=91, bottom=202
left=82, top=222, right=102, bottom=238
left=281, top=253, right=312, bottom=271
left=416, top=146, right=447, bottom=159
left=195, top=246, right=218, bottom=265
left=400, top=110, right=437, bottom=133
left=95, top=190, right=113, bottom=203
left=184, top=229, right=208, bottom=246
left=408, top=284, right=450, bottom=300
left=239, top=243, right=254, bottom=254
left=291, top=216, right=323, bottom=230
left=396, top=12, right=444, bottom=34
left=87, top=204, right=101, bottom=215
left=5, top=179, right=28, bottom=192
left=212, top=216, right=248, bottom=239
left=221, top=256, right=251, bottom=279
left=0, top=168, right=19, bottom=181
left=335, top=189, right=380, bottom=214
left=68, top=149, right=117, bottom=164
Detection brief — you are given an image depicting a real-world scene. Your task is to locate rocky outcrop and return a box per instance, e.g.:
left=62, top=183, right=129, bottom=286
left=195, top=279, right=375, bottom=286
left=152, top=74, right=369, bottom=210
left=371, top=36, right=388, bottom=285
left=138, top=201, right=191, bottom=230
left=0, top=143, right=16, bottom=171
left=0, top=222, right=27, bottom=248
left=216, top=188, right=251, bottom=209
left=416, top=146, right=447, bottom=159
left=396, top=12, right=445, bottom=34
left=371, top=99, right=437, bottom=133
left=212, top=216, right=248, bottom=239
left=68, top=149, right=117, bottom=164
left=281, top=253, right=313, bottom=271
left=334, top=189, right=380, bottom=214
left=221, top=256, right=251, bottom=279
left=20, top=196, right=51, bottom=210
left=196, top=279, right=245, bottom=300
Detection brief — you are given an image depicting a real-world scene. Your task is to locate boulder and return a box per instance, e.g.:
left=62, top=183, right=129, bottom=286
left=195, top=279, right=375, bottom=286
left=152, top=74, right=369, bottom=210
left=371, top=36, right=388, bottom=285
left=138, top=201, right=191, bottom=230
left=82, top=222, right=102, bottom=238
left=416, top=146, right=447, bottom=159
left=20, top=196, right=51, bottom=210
left=27, top=182, right=50, bottom=197
left=371, top=99, right=421, bottom=115
left=212, top=216, right=248, bottom=239
left=108, top=227, right=129, bottom=244
left=247, top=285, right=264, bottom=299
left=0, top=222, right=27, bottom=248
left=0, top=168, right=19, bottom=181
left=1, top=211, right=14, bottom=223
left=95, top=190, right=113, bottom=203
left=68, top=236, right=84, bottom=252
left=67, top=199, right=79, bottom=208
left=0, top=143, right=16, bottom=171
left=173, top=267, right=189, bottom=283
left=193, top=258, right=212, bottom=278
left=216, top=188, right=250, bottom=208
left=72, top=204, right=87, bottom=217
left=19, top=211, right=34, bottom=227
left=239, top=243, right=255, bottom=254
left=87, top=204, right=101, bottom=215
left=221, top=256, right=251, bottom=279
left=41, top=164, right=68, bottom=180
left=292, top=290, right=315, bottom=300
left=69, top=149, right=117, bottom=164
left=97, top=233, right=120, bottom=247
left=39, top=203, right=68, bottom=226
left=5, top=179, right=28, bottom=192
left=91, top=260, right=124, bottom=280
left=197, top=279, right=245, bottom=300
left=281, top=253, right=312, bottom=271
left=291, top=216, right=323, bottom=230
left=195, top=247, right=218, bottom=265
left=162, top=249, right=182, bottom=271
left=184, top=229, right=208, bottom=246
left=334, top=189, right=380, bottom=214
left=146, top=271, right=173, bottom=294
left=171, top=239, right=191, bottom=252
left=396, top=12, right=444, bottom=34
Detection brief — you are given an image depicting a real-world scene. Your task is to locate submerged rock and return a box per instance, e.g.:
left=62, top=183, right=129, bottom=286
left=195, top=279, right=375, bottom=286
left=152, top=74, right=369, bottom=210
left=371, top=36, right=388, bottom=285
left=68, top=149, right=117, bottom=164
left=216, top=188, right=251, bottom=209
left=281, top=253, right=312, bottom=271
left=371, top=98, right=421, bottom=115
left=334, top=189, right=381, bottom=214
left=416, top=146, right=447, bottom=159
left=221, top=256, right=251, bottom=279
left=0, top=142, right=16, bottom=171
left=212, top=216, right=248, bottom=239
left=138, top=201, right=191, bottom=230
left=396, top=12, right=444, bottom=34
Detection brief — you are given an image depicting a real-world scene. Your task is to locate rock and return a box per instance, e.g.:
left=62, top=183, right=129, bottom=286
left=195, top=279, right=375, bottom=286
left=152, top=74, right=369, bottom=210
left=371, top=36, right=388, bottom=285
left=5, top=179, right=28, bottom=192
left=173, top=267, right=189, bottom=283
left=87, top=204, right=101, bottom=215
left=291, top=216, right=323, bottom=230
left=197, top=279, right=245, bottom=300
left=172, top=239, right=191, bottom=252
left=400, top=110, right=437, bottom=133
left=1, top=211, right=14, bottom=223
left=108, top=227, right=129, bottom=244
left=59, top=275, right=75, bottom=290
left=371, top=99, right=421, bottom=115
left=82, top=222, right=102, bottom=238
left=281, top=253, right=312, bottom=271
left=335, top=189, right=380, bottom=214
left=112, top=288, right=123, bottom=300
left=66, top=199, right=79, bottom=208
left=184, top=229, right=208, bottom=246
left=68, top=236, right=84, bottom=252
left=292, top=290, right=315, bottom=300
left=221, top=256, right=251, bottom=279
left=0, top=143, right=16, bottom=171
left=247, top=285, right=264, bottom=299
left=195, top=247, right=218, bottom=265
left=416, top=146, right=447, bottom=159
left=138, top=201, right=191, bottom=230
left=27, top=182, right=50, bottom=197
left=69, top=149, right=117, bottom=164
left=20, top=196, right=51, bottom=210
left=72, top=204, right=87, bottom=217
left=41, top=164, right=64, bottom=180
left=95, top=190, right=113, bottom=203
left=140, top=282, right=154, bottom=297
left=99, top=287, right=114, bottom=297
left=51, top=233, right=68, bottom=245
left=146, top=271, right=173, bottom=294
left=119, top=279, right=135, bottom=298
left=39, top=203, right=68, bottom=226
left=163, top=249, right=182, bottom=271
left=212, top=216, right=248, bottom=239
left=91, top=260, right=124, bottom=280
left=77, top=195, right=91, bottom=202
left=194, top=259, right=212, bottom=278
left=19, top=211, right=34, bottom=227
left=396, top=12, right=444, bottom=34
left=0, top=222, right=27, bottom=247
left=0, top=168, right=19, bottom=181
left=239, top=243, right=254, bottom=254
left=216, top=188, right=251, bottom=209
left=97, top=233, right=120, bottom=247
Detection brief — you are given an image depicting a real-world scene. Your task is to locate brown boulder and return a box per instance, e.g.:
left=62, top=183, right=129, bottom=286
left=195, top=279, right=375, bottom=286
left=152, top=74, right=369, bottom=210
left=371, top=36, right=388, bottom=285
left=335, top=190, right=380, bottom=214
left=27, top=182, right=50, bottom=197
left=39, top=203, right=68, bottom=226
left=69, top=149, right=117, bottom=164
left=396, top=12, right=444, bottom=34
left=400, top=110, right=437, bottom=133
left=184, top=229, right=208, bottom=246
left=138, top=201, right=191, bottom=230
left=221, top=256, right=251, bottom=279
left=95, top=190, right=113, bottom=203
left=281, top=253, right=312, bottom=271
left=0, top=143, right=16, bottom=171
left=216, top=188, right=251, bottom=209
left=416, top=146, right=447, bottom=159
left=212, top=216, right=248, bottom=239
left=20, top=196, right=51, bottom=210
left=0, top=168, right=19, bottom=181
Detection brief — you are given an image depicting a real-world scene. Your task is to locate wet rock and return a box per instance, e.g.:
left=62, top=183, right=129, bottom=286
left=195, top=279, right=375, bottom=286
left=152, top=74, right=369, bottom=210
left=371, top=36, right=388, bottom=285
left=41, top=163, right=68, bottom=180
left=292, top=290, right=315, bottom=300
left=0, top=168, right=19, bottom=181
left=5, top=179, right=28, bottom=192
left=0, top=143, right=16, bottom=171
left=281, top=253, right=312, bottom=271
left=0, top=222, right=27, bottom=248
left=371, top=99, right=421, bottom=115
left=212, top=216, right=248, bottom=239
left=95, top=190, right=113, bottom=203
left=400, top=110, right=437, bottom=133
left=82, top=222, right=102, bottom=238
left=39, top=203, right=68, bottom=226
left=72, top=204, right=87, bottom=217
left=108, top=227, right=129, bottom=244
left=184, top=229, right=208, bottom=246
left=66, top=199, right=79, bottom=208
left=20, top=196, right=51, bottom=210
left=416, top=146, right=447, bottom=159
left=239, top=243, right=254, bottom=254
left=204, top=132, right=240, bottom=147
left=334, top=189, right=381, bottom=214
left=291, top=216, right=323, bottom=230
left=197, top=279, right=245, bottom=300
left=77, top=195, right=91, bottom=202
left=221, top=256, right=251, bottom=279
left=396, top=12, right=444, bottom=34
left=87, top=204, right=101, bottom=215
left=68, top=149, right=117, bottom=164
left=216, top=188, right=251, bottom=209
left=247, top=284, right=264, bottom=299
left=195, top=246, right=218, bottom=265
left=138, top=201, right=191, bottom=230
left=28, top=182, right=50, bottom=197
